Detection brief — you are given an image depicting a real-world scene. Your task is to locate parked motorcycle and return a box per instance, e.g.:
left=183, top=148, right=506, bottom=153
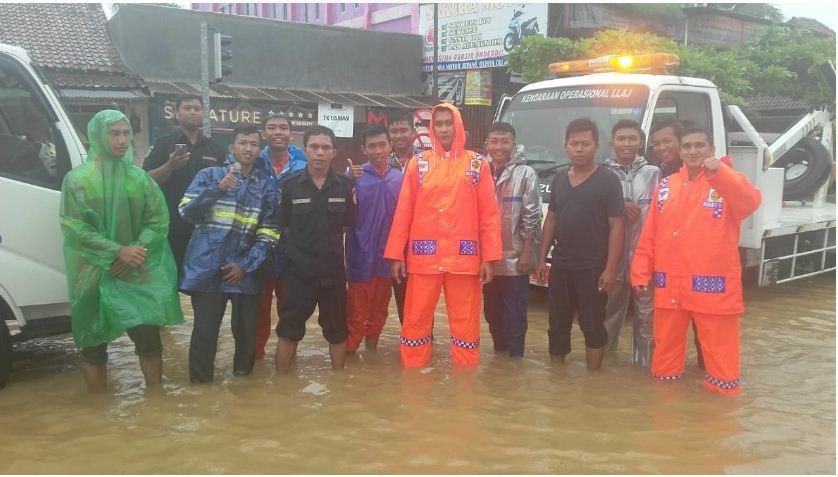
left=504, top=8, right=540, bottom=52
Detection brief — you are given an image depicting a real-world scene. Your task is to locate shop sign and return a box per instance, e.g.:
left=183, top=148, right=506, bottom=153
left=318, top=103, right=354, bottom=138
left=464, top=69, right=492, bottom=106
left=420, top=3, right=548, bottom=72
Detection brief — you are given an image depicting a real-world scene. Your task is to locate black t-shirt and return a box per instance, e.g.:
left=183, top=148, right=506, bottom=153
left=142, top=131, right=226, bottom=237
left=277, top=167, right=357, bottom=282
left=548, top=166, right=624, bottom=271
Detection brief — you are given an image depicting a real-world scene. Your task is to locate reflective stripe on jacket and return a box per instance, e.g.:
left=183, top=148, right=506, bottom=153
left=492, top=154, right=542, bottom=276
left=179, top=156, right=279, bottom=294
left=631, top=160, right=761, bottom=313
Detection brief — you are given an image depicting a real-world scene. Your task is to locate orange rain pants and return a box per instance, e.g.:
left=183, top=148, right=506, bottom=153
left=346, top=277, right=393, bottom=352
left=255, top=277, right=282, bottom=359
left=401, top=272, right=482, bottom=368
left=652, top=308, right=740, bottom=396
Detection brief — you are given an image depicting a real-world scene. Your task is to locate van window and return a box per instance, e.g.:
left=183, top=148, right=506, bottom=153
left=651, top=90, right=713, bottom=137
left=0, top=56, right=71, bottom=190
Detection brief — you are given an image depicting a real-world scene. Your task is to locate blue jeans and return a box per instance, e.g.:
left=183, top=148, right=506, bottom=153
left=482, top=275, right=529, bottom=357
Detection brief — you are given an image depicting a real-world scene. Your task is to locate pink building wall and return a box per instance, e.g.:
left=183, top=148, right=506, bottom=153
left=190, top=3, right=419, bottom=34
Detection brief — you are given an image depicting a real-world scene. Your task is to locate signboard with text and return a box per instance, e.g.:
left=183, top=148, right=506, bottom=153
left=420, top=3, right=548, bottom=72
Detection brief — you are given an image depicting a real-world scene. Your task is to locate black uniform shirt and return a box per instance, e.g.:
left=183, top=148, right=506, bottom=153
left=142, top=130, right=226, bottom=237
left=277, top=167, right=357, bottom=281
left=548, top=166, right=624, bottom=271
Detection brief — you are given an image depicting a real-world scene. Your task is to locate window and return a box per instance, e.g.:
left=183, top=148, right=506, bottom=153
left=340, top=3, right=346, bottom=13
left=315, top=4, right=320, bottom=21
left=354, top=3, right=360, bottom=8
left=304, top=5, right=309, bottom=22
left=501, top=85, right=650, bottom=170
left=0, top=56, right=71, bottom=190
left=282, top=4, right=287, bottom=19
left=651, top=90, right=713, bottom=137
left=245, top=3, right=259, bottom=17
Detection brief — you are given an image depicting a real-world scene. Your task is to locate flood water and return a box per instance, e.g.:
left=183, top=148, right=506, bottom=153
left=1, top=275, right=834, bottom=474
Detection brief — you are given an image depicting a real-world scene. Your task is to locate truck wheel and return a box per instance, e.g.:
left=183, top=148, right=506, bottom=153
left=774, top=137, right=833, bottom=201
left=0, top=319, right=11, bottom=390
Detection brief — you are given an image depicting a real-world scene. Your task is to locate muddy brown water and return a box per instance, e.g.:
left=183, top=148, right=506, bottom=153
left=1, top=275, right=834, bottom=474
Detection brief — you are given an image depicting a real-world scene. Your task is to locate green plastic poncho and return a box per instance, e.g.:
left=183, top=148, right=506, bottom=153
left=59, top=110, right=184, bottom=349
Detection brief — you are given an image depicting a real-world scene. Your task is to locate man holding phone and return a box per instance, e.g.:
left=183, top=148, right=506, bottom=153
left=143, top=94, right=226, bottom=278
left=179, top=125, right=279, bottom=383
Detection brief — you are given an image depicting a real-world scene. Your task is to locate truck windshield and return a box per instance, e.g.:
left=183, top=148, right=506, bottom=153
left=501, top=85, right=650, bottom=172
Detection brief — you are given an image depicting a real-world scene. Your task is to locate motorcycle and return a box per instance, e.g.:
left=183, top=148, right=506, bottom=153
left=504, top=8, right=540, bottom=52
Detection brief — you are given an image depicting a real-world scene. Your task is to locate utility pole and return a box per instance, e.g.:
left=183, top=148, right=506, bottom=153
left=432, top=3, right=439, bottom=104
left=200, top=21, right=212, bottom=138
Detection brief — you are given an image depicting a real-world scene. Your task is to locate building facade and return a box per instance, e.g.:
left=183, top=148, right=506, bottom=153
left=190, top=3, right=419, bottom=34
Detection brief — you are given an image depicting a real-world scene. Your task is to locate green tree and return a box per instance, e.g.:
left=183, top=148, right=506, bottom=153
left=739, top=24, right=836, bottom=106
left=575, top=29, right=678, bottom=58
left=674, top=43, right=757, bottom=104
left=506, top=35, right=576, bottom=83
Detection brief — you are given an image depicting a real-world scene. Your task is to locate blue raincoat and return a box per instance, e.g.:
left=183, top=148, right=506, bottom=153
left=345, top=163, right=403, bottom=283
left=179, top=153, right=279, bottom=294
left=259, top=144, right=307, bottom=278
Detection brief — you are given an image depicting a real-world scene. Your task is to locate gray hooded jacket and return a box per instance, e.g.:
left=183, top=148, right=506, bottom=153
left=604, top=156, right=660, bottom=280
left=492, top=149, right=542, bottom=276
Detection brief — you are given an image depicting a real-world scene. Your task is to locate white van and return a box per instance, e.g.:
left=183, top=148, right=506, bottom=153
left=0, top=42, right=88, bottom=388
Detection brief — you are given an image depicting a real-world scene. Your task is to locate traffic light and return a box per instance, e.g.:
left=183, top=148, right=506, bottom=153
left=212, top=32, right=233, bottom=82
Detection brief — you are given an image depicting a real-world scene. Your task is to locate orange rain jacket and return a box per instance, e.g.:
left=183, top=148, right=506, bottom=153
left=384, top=103, right=502, bottom=274
left=631, top=160, right=761, bottom=314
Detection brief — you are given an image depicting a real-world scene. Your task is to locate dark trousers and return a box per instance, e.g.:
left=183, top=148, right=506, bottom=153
left=482, top=275, right=529, bottom=357
left=169, top=234, right=190, bottom=283
left=392, top=275, right=408, bottom=325
left=547, top=267, right=608, bottom=356
left=189, top=292, right=259, bottom=383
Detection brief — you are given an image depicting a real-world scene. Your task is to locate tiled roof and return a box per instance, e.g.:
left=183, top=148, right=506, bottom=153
left=0, top=3, right=144, bottom=89
left=785, top=17, right=836, bottom=37
left=745, top=96, right=811, bottom=112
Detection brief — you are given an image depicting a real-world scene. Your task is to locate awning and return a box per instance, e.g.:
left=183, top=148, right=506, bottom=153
left=145, top=81, right=432, bottom=109
left=58, top=89, right=148, bottom=101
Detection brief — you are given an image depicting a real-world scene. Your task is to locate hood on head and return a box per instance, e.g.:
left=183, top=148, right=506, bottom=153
left=87, top=109, right=133, bottom=163
left=429, top=103, right=466, bottom=157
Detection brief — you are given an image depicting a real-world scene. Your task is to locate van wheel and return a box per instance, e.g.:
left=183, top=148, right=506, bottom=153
left=774, top=137, right=833, bottom=201
left=0, top=320, right=11, bottom=389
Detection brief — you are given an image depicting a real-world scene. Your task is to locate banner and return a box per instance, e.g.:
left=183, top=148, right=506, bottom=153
left=318, top=103, right=354, bottom=138
left=464, top=69, right=492, bottom=106
left=154, top=97, right=316, bottom=136
left=420, top=3, right=548, bottom=72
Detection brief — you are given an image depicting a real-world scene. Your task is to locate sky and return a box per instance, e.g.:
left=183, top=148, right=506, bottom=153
left=106, top=2, right=838, bottom=32
left=775, top=2, right=837, bottom=30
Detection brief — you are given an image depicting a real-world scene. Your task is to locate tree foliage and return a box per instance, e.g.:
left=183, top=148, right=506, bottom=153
left=507, top=24, right=835, bottom=107
left=576, top=29, right=677, bottom=58
left=505, top=35, right=576, bottom=83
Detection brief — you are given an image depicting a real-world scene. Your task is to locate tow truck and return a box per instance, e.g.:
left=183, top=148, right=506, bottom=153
left=494, top=52, right=835, bottom=286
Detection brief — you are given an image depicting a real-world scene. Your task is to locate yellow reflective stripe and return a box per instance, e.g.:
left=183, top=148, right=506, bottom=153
left=214, top=210, right=259, bottom=225
left=256, top=228, right=280, bottom=240
left=179, top=197, right=193, bottom=207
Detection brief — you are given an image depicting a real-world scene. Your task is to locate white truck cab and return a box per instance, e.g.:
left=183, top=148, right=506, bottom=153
left=497, top=53, right=835, bottom=287
left=0, top=42, right=88, bottom=388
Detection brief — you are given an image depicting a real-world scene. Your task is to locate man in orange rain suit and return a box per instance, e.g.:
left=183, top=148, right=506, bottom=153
left=631, top=126, right=761, bottom=396
left=384, top=103, right=502, bottom=367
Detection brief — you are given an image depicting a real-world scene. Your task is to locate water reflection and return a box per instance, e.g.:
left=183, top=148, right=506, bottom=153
left=0, top=275, right=833, bottom=473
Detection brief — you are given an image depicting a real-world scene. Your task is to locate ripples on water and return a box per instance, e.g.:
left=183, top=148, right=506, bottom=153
left=0, top=275, right=834, bottom=473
